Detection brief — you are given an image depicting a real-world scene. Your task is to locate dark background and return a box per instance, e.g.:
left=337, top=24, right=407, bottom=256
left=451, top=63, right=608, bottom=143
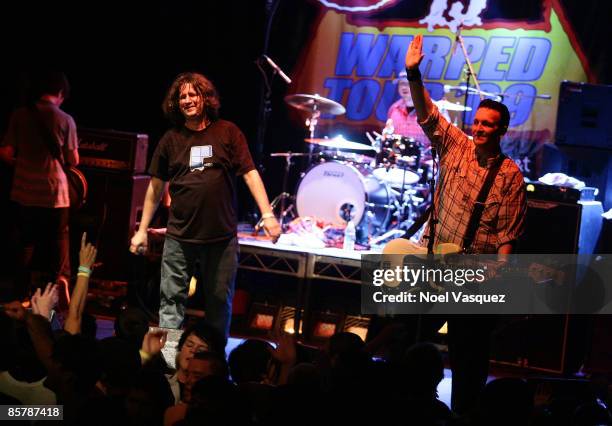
left=0, top=0, right=610, bottom=216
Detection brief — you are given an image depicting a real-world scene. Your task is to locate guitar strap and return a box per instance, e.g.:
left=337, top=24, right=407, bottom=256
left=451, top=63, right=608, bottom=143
left=462, top=155, right=504, bottom=252
left=403, top=155, right=504, bottom=249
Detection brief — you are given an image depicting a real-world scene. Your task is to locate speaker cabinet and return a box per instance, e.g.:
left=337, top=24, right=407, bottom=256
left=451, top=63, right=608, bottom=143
left=519, top=197, right=603, bottom=254
left=494, top=193, right=602, bottom=374
left=490, top=314, right=591, bottom=375
left=583, top=315, right=612, bottom=374
left=71, top=170, right=150, bottom=281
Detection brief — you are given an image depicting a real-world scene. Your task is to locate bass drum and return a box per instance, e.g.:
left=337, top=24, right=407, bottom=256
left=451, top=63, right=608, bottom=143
left=295, top=161, right=393, bottom=237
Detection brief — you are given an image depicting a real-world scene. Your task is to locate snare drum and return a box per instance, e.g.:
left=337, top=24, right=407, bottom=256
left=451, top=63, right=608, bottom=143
left=295, top=161, right=393, bottom=236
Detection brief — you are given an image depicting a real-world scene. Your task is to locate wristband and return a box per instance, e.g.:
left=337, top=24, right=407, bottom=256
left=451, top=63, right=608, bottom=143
left=262, top=213, right=275, bottom=219
left=78, top=266, right=92, bottom=274
left=77, top=272, right=90, bottom=278
left=406, top=67, right=422, bottom=82
left=139, top=349, right=152, bottom=363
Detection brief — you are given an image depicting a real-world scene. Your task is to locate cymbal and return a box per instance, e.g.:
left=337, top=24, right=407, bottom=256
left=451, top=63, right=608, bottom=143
left=304, top=136, right=373, bottom=151
left=444, top=85, right=503, bottom=101
left=270, top=152, right=311, bottom=158
left=285, top=93, right=346, bottom=115
left=434, top=99, right=472, bottom=112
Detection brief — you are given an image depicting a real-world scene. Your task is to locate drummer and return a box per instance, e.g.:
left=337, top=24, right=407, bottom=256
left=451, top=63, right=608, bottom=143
left=387, top=70, right=451, bottom=162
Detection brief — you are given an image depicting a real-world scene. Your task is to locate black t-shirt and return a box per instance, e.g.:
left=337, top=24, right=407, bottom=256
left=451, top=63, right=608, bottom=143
left=148, top=120, right=255, bottom=244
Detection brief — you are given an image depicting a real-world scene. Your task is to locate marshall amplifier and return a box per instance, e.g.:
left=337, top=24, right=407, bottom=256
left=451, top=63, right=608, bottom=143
left=78, top=128, right=148, bottom=173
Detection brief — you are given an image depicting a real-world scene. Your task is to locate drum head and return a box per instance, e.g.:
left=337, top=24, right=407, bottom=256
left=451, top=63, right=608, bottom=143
left=373, top=166, right=420, bottom=187
left=296, top=162, right=366, bottom=225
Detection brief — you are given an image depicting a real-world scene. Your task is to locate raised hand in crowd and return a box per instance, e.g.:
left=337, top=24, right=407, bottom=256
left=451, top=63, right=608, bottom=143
left=270, top=332, right=297, bottom=366
left=140, top=328, right=168, bottom=363
left=31, top=282, right=59, bottom=320
left=4, top=299, right=57, bottom=381
left=79, top=232, right=97, bottom=269
left=64, top=232, right=97, bottom=335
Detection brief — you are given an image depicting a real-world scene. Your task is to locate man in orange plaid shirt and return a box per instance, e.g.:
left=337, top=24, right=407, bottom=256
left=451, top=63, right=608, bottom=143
left=403, top=34, right=527, bottom=415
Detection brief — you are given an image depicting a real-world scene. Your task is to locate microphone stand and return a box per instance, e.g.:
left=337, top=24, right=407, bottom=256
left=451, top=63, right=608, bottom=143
left=461, top=68, right=471, bottom=132
left=455, top=28, right=484, bottom=131
left=495, top=91, right=552, bottom=102
left=417, top=145, right=439, bottom=343
left=252, top=0, right=283, bottom=223
left=426, top=146, right=438, bottom=255
left=269, top=152, right=309, bottom=231
left=255, top=0, right=281, bottom=171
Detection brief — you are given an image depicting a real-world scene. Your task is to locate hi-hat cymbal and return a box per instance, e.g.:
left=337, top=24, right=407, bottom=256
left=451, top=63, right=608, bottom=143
left=285, top=93, right=346, bottom=115
left=434, top=99, right=472, bottom=112
left=304, top=136, right=373, bottom=151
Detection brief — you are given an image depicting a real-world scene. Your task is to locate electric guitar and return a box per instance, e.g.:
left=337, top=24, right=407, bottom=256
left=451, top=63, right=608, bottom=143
left=381, top=239, right=462, bottom=288
left=380, top=238, right=564, bottom=289
left=382, top=238, right=462, bottom=256
left=65, top=165, right=88, bottom=210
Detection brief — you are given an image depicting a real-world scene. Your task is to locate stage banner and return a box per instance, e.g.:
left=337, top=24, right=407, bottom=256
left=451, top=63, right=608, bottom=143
left=290, top=0, right=591, bottom=179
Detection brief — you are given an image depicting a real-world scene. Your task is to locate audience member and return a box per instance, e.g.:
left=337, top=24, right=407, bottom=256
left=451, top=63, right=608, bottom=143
left=229, top=339, right=274, bottom=384
left=182, top=376, right=251, bottom=426
left=0, top=317, right=56, bottom=404
left=472, top=377, right=533, bottom=426
left=115, top=307, right=150, bottom=350
left=396, top=342, right=455, bottom=425
left=166, top=320, right=224, bottom=403
left=164, top=351, right=229, bottom=426
left=125, top=370, right=174, bottom=426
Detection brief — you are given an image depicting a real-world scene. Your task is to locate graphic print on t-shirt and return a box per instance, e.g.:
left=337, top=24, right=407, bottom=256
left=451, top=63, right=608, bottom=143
left=189, top=145, right=213, bottom=171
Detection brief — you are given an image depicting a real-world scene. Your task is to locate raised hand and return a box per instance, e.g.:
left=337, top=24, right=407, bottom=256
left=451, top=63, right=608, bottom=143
left=405, top=34, right=425, bottom=70
left=31, top=283, right=58, bottom=320
left=141, top=329, right=168, bottom=356
left=269, top=332, right=297, bottom=366
left=79, top=232, right=97, bottom=269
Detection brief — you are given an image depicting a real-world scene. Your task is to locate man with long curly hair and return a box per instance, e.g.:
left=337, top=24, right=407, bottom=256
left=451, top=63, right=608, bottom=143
left=130, top=73, right=280, bottom=344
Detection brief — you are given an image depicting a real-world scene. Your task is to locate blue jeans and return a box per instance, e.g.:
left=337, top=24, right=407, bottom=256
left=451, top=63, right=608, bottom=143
left=159, top=235, right=238, bottom=342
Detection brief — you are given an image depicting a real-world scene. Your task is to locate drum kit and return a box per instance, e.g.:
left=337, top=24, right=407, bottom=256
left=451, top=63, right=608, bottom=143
left=266, top=93, right=471, bottom=245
